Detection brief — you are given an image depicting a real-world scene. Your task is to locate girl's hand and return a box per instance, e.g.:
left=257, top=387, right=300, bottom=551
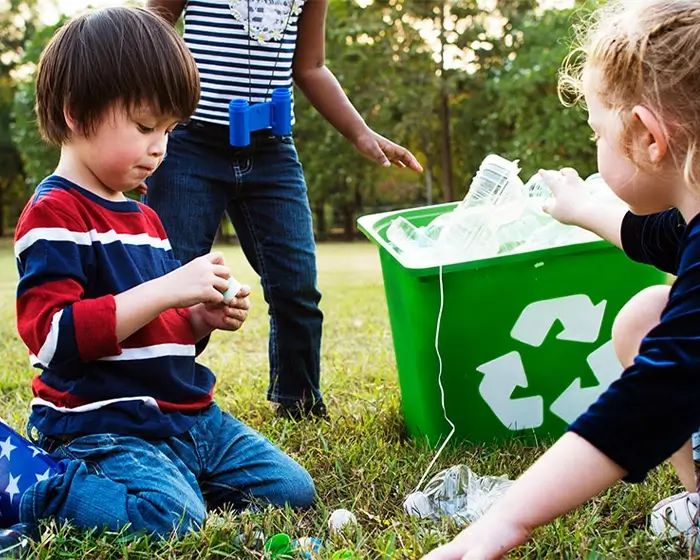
left=421, top=515, right=531, bottom=560
left=353, top=129, right=423, bottom=172
left=538, top=168, right=591, bottom=227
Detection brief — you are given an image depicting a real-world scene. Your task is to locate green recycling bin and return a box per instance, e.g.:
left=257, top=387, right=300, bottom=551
left=357, top=202, right=668, bottom=447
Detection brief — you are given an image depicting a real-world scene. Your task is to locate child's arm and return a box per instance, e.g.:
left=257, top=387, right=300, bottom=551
left=422, top=432, right=625, bottom=560
left=114, top=253, right=231, bottom=341
left=292, top=1, right=422, bottom=172
left=540, top=169, right=683, bottom=272
left=146, top=0, right=186, bottom=24
left=539, top=168, right=627, bottom=247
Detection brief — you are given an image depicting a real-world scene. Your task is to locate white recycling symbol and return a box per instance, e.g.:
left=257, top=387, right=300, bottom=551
left=476, top=294, right=622, bottom=430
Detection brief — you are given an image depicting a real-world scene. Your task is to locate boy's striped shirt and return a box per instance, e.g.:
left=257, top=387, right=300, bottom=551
left=14, top=176, right=215, bottom=438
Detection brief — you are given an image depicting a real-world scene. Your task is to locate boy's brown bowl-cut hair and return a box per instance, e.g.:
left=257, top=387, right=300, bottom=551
left=36, top=6, right=200, bottom=145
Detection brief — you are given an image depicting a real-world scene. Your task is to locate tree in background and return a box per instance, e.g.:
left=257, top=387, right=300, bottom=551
left=294, top=0, right=433, bottom=238
left=0, top=0, right=46, bottom=237
left=452, top=2, right=597, bottom=193
left=10, top=16, right=62, bottom=202
left=6, top=0, right=598, bottom=239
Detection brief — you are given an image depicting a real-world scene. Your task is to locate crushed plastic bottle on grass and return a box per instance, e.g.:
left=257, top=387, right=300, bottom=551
left=403, top=465, right=514, bottom=525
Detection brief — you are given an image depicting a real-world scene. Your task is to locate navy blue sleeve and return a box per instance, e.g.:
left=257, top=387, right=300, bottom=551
left=620, top=209, right=685, bottom=275
left=568, top=215, right=700, bottom=482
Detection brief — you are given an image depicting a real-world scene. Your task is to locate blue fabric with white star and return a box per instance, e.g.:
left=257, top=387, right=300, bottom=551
left=0, top=419, right=62, bottom=526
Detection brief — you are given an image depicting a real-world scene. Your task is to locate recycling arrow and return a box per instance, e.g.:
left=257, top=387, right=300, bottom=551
left=549, top=340, right=622, bottom=424
left=510, top=295, right=606, bottom=347
left=477, top=351, right=543, bottom=430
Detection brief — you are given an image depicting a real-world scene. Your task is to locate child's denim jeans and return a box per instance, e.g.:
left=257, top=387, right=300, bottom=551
left=20, top=403, right=314, bottom=537
left=145, top=121, right=324, bottom=408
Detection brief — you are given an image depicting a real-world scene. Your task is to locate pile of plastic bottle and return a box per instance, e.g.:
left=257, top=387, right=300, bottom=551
left=386, top=154, right=623, bottom=267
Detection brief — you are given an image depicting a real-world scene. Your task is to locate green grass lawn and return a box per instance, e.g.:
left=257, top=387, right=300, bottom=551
left=0, top=241, right=688, bottom=558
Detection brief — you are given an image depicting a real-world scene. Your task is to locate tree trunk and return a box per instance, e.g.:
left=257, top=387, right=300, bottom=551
left=438, top=91, right=454, bottom=202
left=425, top=166, right=433, bottom=206
left=354, top=183, right=362, bottom=219
left=314, top=203, right=327, bottom=241
left=0, top=185, right=5, bottom=238
left=342, top=206, right=354, bottom=241
left=438, top=0, right=454, bottom=202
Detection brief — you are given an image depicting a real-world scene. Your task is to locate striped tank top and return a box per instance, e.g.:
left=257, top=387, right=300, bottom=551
left=182, top=0, right=306, bottom=126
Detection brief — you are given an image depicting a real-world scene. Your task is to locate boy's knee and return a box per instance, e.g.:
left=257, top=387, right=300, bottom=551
left=612, top=284, right=670, bottom=367
left=132, top=496, right=206, bottom=539
left=279, top=466, right=316, bottom=510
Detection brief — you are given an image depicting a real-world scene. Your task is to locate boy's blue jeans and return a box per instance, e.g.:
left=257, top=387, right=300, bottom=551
left=145, top=121, right=323, bottom=407
left=20, top=404, right=315, bottom=537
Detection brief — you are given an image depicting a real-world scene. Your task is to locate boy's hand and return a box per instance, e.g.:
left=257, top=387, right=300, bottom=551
left=193, top=285, right=251, bottom=333
left=160, top=252, right=230, bottom=309
left=353, top=129, right=423, bottom=172
left=538, top=168, right=591, bottom=227
left=421, top=515, right=531, bottom=560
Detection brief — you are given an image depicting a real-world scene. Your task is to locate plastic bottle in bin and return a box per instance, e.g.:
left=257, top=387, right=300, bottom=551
left=388, top=155, right=522, bottom=263
left=523, top=170, right=622, bottom=209
left=386, top=216, right=433, bottom=252
left=434, top=206, right=499, bottom=261
left=385, top=217, right=440, bottom=267
left=460, top=154, right=522, bottom=209
left=403, top=465, right=513, bottom=525
left=496, top=212, right=547, bottom=254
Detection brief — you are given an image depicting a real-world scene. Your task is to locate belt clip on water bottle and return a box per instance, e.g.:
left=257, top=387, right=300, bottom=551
left=229, top=88, right=293, bottom=148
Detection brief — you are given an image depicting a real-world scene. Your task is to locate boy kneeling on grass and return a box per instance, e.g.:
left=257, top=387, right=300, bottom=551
left=4, top=5, right=315, bottom=552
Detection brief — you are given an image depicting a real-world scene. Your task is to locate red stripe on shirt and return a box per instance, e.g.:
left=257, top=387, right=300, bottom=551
left=16, top=279, right=83, bottom=356
left=121, top=308, right=195, bottom=349
left=32, top=376, right=214, bottom=412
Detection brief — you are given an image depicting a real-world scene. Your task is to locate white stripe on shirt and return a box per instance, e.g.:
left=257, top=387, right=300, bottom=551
left=98, top=343, right=196, bottom=362
left=30, top=396, right=162, bottom=414
left=15, top=228, right=172, bottom=258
